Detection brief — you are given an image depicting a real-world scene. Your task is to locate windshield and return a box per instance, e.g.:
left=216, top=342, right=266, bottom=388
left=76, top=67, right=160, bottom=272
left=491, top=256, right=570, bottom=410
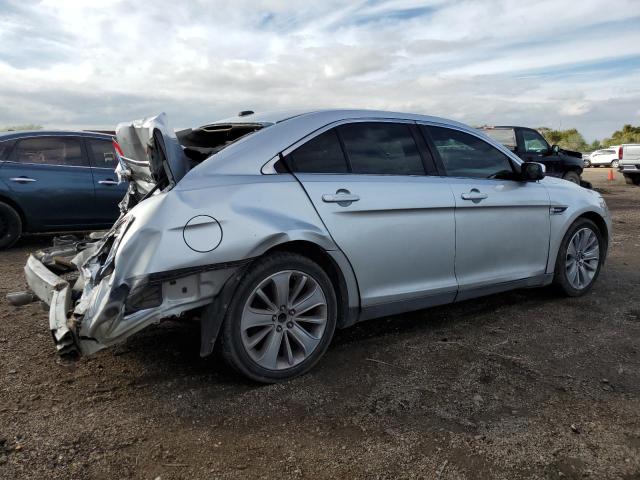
left=481, top=128, right=517, bottom=149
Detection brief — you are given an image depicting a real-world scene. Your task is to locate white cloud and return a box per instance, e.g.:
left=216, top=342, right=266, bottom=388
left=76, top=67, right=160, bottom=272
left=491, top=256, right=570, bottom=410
left=0, top=0, right=639, bottom=140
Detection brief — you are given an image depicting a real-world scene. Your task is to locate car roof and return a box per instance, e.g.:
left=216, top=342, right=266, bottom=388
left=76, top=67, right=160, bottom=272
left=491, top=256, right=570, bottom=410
left=177, top=109, right=521, bottom=183
left=0, top=130, right=113, bottom=141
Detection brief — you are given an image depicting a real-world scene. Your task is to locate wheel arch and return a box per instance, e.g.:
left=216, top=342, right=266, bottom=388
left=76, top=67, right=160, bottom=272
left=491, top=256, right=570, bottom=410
left=578, top=211, right=609, bottom=251
left=0, top=194, right=27, bottom=231
left=262, top=240, right=359, bottom=328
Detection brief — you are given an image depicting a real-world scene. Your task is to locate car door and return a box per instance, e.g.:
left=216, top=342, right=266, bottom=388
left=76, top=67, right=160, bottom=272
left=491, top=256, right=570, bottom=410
left=422, top=125, right=550, bottom=299
left=285, top=120, right=457, bottom=316
left=517, top=128, right=561, bottom=176
left=85, top=136, right=128, bottom=225
left=0, top=135, right=98, bottom=230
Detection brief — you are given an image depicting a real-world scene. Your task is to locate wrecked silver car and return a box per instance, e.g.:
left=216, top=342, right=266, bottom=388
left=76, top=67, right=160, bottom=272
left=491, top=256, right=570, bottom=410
left=25, top=110, right=611, bottom=382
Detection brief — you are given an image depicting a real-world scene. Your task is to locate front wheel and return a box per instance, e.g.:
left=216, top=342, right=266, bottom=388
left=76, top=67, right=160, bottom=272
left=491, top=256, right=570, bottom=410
left=562, top=171, right=581, bottom=185
left=611, top=160, right=619, bottom=168
left=583, top=160, right=591, bottom=168
left=221, top=252, right=337, bottom=383
left=553, top=218, right=604, bottom=297
left=0, top=202, right=22, bottom=249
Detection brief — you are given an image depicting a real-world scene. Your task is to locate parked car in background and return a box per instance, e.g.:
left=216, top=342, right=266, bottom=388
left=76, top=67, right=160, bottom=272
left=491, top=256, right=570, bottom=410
left=584, top=148, right=619, bottom=168
left=0, top=130, right=127, bottom=248
left=479, top=126, right=584, bottom=185
left=617, top=143, right=640, bottom=185
left=24, top=110, right=611, bottom=383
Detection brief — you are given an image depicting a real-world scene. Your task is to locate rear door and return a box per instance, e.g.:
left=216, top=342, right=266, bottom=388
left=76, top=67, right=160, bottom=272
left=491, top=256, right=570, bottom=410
left=0, top=136, right=97, bottom=230
left=422, top=125, right=550, bottom=298
left=287, top=120, right=457, bottom=313
left=85, top=137, right=128, bottom=224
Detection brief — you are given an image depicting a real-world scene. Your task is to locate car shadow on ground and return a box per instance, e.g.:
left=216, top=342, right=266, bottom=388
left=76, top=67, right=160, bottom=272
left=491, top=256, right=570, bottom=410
left=101, top=284, right=562, bottom=389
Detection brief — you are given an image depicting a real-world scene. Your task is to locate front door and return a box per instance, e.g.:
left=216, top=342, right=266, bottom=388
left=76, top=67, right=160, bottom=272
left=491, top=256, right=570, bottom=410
left=0, top=136, right=97, bottom=230
left=423, top=125, right=550, bottom=296
left=287, top=121, right=458, bottom=312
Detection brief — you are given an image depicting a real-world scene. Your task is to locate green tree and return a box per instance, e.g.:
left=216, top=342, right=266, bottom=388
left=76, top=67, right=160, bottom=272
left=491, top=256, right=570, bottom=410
left=0, top=124, right=43, bottom=132
left=601, top=124, right=640, bottom=147
left=537, top=127, right=588, bottom=152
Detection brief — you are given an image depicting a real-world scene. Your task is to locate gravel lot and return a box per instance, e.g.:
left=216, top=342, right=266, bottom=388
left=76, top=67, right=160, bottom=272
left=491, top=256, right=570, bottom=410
left=1, top=168, right=639, bottom=479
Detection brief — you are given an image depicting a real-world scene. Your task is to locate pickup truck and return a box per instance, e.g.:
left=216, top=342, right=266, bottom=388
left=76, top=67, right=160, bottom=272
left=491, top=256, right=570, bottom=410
left=617, top=144, right=640, bottom=185
left=478, top=126, right=584, bottom=184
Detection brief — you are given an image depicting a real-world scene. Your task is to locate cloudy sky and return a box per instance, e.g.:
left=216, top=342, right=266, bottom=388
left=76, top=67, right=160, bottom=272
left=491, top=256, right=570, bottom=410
left=1, top=0, right=639, bottom=140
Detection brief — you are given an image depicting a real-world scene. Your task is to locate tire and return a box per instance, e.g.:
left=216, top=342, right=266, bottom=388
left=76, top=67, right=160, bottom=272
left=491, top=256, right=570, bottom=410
left=220, top=252, right=337, bottom=383
left=624, top=174, right=640, bottom=186
left=611, top=160, right=619, bottom=168
left=562, top=171, right=581, bottom=185
left=553, top=218, right=604, bottom=297
left=0, top=202, right=22, bottom=249
left=583, top=160, right=591, bottom=168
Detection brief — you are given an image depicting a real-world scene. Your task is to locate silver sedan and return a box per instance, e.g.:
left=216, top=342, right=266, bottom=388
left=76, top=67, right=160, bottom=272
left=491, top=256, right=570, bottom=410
left=25, top=110, right=612, bottom=382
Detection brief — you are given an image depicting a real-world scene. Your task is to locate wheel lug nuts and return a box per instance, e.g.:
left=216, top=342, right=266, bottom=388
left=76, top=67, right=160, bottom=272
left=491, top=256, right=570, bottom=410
left=289, top=309, right=295, bottom=315
left=286, top=322, right=293, bottom=329
left=276, top=325, right=282, bottom=332
left=272, top=315, right=277, bottom=321
left=280, top=305, right=286, bottom=311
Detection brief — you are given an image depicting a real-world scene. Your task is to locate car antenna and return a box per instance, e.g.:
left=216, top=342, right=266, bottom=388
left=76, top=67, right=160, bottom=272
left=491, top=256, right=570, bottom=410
left=238, top=110, right=254, bottom=117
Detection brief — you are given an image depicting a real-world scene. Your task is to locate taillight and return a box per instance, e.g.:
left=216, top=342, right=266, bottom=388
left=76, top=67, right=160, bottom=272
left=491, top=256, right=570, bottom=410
left=113, top=139, right=124, bottom=157
left=618, top=146, right=623, bottom=160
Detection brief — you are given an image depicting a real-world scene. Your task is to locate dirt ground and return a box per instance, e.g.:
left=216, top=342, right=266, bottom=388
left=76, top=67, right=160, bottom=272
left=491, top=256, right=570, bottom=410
left=1, top=168, right=639, bottom=479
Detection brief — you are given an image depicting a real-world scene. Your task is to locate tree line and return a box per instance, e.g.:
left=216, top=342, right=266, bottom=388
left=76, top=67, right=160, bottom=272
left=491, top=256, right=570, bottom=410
left=539, top=124, right=640, bottom=152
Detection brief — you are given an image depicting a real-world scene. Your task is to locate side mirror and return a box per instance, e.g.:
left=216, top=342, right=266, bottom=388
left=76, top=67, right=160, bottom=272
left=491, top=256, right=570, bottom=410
left=521, top=161, right=545, bottom=181
left=551, top=144, right=560, bottom=154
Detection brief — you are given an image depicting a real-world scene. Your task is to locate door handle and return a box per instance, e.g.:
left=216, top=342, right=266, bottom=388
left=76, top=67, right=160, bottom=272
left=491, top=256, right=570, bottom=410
left=98, top=179, right=118, bottom=186
left=461, top=190, right=488, bottom=201
left=322, top=190, right=360, bottom=205
left=9, top=177, right=36, bottom=183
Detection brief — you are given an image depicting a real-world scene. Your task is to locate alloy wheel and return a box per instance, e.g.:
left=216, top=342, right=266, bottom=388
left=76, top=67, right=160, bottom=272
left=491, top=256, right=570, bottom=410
left=565, top=227, right=600, bottom=290
left=240, top=270, right=328, bottom=370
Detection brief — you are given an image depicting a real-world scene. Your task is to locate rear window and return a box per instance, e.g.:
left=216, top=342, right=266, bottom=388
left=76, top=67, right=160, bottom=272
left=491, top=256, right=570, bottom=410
left=288, top=129, right=348, bottom=173
left=87, top=138, right=117, bottom=168
left=338, top=122, right=425, bottom=175
left=481, top=128, right=517, bottom=149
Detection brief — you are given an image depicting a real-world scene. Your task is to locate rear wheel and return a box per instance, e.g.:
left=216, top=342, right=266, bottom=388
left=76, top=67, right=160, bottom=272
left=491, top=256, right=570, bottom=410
left=583, top=160, right=591, bottom=168
left=562, top=171, right=581, bottom=185
left=553, top=218, right=604, bottom=297
left=221, top=252, right=337, bottom=383
left=611, top=160, right=619, bottom=168
left=624, top=174, right=640, bottom=185
left=0, top=202, right=22, bottom=249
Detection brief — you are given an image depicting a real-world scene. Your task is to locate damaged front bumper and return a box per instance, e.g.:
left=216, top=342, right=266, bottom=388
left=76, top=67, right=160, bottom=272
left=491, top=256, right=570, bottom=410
left=24, top=227, right=241, bottom=357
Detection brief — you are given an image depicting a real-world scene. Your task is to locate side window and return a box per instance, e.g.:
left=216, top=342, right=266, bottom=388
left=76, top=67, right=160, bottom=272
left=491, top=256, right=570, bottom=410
left=0, top=140, right=15, bottom=160
left=14, top=137, right=86, bottom=167
left=521, top=129, right=549, bottom=153
left=426, top=126, right=514, bottom=179
left=288, top=129, right=348, bottom=173
left=87, top=138, right=117, bottom=168
left=339, top=122, right=424, bottom=175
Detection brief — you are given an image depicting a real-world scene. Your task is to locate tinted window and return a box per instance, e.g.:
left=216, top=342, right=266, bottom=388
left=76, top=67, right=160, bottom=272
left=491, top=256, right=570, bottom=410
left=521, top=129, right=549, bottom=153
left=427, top=126, right=513, bottom=179
left=87, top=138, right=117, bottom=168
left=15, top=137, right=85, bottom=166
left=339, top=122, right=424, bottom=175
left=0, top=140, right=15, bottom=160
left=288, top=129, right=348, bottom=173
